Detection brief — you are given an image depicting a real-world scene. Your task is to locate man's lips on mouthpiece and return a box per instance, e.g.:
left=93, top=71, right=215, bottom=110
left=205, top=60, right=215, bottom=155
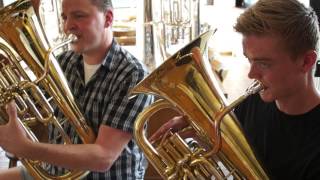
left=260, top=84, right=267, bottom=92
left=68, top=34, right=80, bottom=43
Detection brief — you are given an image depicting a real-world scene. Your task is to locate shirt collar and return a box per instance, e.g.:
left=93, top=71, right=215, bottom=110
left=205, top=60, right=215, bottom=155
left=69, top=38, right=120, bottom=72
left=100, top=38, right=120, bottom=71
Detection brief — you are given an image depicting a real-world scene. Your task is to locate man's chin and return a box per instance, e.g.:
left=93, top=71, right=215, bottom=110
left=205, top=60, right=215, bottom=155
left=259, top=91, right=274, bottom=102
left=70, top=45, right=83, bottom=54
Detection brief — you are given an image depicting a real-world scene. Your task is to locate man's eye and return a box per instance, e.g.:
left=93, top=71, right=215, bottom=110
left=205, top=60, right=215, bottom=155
left=74, top=14, right=85, bottom=19
left=257, top=62, right=270, bottom=69
left=61, top=15, right=67, bottom=21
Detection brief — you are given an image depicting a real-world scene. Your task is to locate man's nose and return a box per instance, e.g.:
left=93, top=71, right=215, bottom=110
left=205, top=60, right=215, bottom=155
left=63, top=18, right=75, bottom=34
left=248, top=64, right=260, bottom=79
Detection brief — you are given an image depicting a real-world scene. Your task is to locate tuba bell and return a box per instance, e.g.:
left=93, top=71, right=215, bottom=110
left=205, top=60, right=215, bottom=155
left=130, top=30, right=269, bottom=179
left=0, top=0, right=95, bottom=179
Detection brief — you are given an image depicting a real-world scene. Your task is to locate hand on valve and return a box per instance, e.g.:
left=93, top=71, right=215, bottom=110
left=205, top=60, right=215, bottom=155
left=149, top=115, right=194, bottom=143
left=0, top=101, right=30, bottom=157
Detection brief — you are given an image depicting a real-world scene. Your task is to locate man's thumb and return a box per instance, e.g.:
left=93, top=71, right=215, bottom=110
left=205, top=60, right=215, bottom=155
left=6, top=100, right=17, bottom=120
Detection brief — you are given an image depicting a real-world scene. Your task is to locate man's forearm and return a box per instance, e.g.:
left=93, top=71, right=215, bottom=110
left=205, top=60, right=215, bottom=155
left=20, top=141, right=113, bottom=172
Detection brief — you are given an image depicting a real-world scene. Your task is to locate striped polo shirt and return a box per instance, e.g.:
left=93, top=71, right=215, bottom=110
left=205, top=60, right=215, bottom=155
left=48, top=39, right=152, bottom=179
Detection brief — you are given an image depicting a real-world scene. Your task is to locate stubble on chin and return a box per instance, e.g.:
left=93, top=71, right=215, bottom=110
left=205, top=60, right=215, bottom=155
left=70, top=44, right=83, bottom=54
left=259, top=91, right=275, bottom=103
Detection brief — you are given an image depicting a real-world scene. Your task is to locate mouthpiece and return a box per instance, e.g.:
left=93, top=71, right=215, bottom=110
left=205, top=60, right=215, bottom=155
left=68, top=34, right=78, bottom=43
left=245, top=80, right=263, bottom=95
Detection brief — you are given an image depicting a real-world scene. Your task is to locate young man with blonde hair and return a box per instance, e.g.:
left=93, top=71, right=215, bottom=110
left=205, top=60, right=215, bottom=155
left=233, top=0, right=320, bottom=178
left=151, top=0, right=320, bottom=179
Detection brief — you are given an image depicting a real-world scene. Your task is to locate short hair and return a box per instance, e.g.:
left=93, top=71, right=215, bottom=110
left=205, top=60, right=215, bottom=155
left=310, top=0, right=320, bottom=21
left=234, top=0, right=319, bottom=58
left=89, top=0, right=113, bottom=12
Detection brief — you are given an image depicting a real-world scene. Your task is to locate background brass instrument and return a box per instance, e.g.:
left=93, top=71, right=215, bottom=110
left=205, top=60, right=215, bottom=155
left=142, top=0, right=200, bottom=71
left=0, top=0, right=95, bottom=179
left=130, top=30, right=268, bottom=179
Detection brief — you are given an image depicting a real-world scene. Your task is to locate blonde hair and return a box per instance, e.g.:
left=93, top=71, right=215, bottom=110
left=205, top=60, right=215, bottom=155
left=234, top=0, right=319, bottom=58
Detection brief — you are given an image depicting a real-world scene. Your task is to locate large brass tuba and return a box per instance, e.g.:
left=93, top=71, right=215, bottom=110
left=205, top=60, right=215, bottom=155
left=130, top=30, right=269, bottom=179
left=0, top=0, right=95, bottom=179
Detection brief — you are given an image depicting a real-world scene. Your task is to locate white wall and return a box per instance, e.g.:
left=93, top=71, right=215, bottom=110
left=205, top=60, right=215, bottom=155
left=3, top=0, right=14, bottom=6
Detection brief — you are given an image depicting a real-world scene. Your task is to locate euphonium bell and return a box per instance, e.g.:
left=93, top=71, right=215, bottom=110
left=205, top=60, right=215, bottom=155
left=0, top=0, right=95, bottom=179
left=130, top=30, right=268, bottom=179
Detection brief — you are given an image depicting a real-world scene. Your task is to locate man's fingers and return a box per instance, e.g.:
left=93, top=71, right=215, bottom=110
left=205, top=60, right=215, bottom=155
left=149, top=115, right=194, bottom=143
left=149, top=124, right=169, bottom=143
left=149, top=119, right=179, bottom=143
left=149, top=129, right=163, bottom=143
left=4, top=100, right=29, bottom=140
left=5, top=101, right=17, bottom=121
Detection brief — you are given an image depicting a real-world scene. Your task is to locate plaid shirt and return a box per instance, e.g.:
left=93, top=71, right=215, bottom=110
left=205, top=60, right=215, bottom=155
left=49, top=39, right=152, bottom=179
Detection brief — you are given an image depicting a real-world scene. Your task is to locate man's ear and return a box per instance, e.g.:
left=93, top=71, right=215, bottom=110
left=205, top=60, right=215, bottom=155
left=105, top=10, right=113, bottom=28
left=300, top=50, right=317, bottom=73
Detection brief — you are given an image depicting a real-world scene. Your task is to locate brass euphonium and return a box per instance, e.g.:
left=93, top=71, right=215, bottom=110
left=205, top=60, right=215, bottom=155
left=0, top=0, right=95, bottom=179
left=130, top=30, right=269, bottom=179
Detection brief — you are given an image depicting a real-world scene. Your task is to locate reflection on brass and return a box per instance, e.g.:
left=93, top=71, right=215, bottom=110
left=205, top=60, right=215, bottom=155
left=113, top=30, right=136, bottom=37
left=0, top=0, right=95, bottom=179
left=130, top=30, right=268, bottom=179
left=113, top=28, right=136, bottom=46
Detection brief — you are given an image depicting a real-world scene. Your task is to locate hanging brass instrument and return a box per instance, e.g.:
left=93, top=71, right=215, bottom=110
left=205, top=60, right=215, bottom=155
left=0, top=0, right=95, bottom=179
left=142, top=0, right=200, bottom=71
left=130, top=30, right=268, bottom=179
